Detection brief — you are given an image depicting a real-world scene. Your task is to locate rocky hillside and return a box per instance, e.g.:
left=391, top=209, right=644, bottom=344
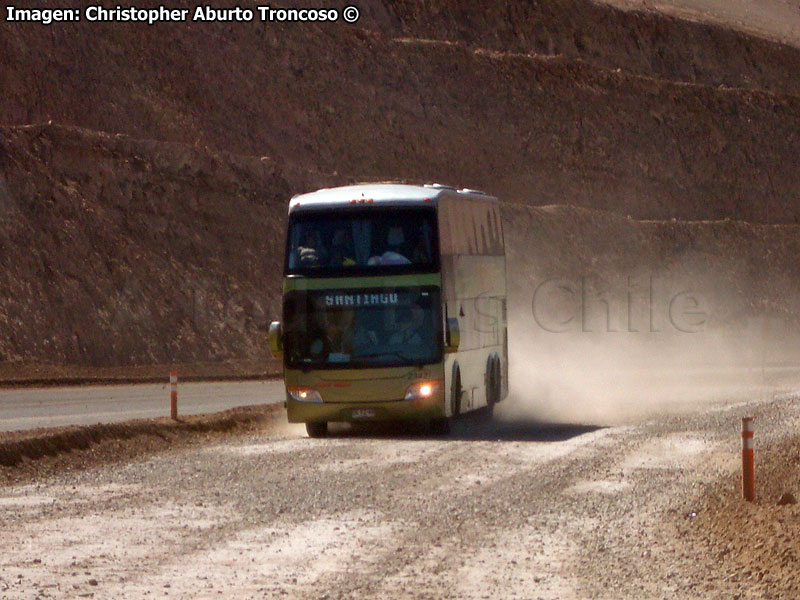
left=2, top=2, right=800, bottom=221
left=0, top=124, right=293, bottom=367
left=2, top=122, right=800, bottom=368
left=2, top=0, right=800, bottom=370
left=362, top=0, right=800, bottom=94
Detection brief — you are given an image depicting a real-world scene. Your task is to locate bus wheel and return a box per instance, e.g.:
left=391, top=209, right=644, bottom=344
left=486, top=357, right=498, bottom=406
left=451, top=367, right=462, bottom=417
left=492, top=357, right=502, bottom=405
left=305, top=422, right=328, bottom=438
left=494, top=358, right=503, bottom=403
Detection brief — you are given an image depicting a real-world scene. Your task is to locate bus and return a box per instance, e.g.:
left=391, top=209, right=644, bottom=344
left=269, top=183, right=508, bottom=436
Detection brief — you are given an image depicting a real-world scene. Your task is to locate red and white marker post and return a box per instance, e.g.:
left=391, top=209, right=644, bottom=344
left=741, top=417, right=754, bottom=502
left=170, top=371, right=178, bottom=420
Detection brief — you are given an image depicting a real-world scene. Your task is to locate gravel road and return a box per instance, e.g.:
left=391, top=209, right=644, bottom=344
left=2, top=383, right=799, bottom=599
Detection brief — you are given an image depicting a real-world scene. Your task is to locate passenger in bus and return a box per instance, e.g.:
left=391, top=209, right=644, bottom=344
left=298, top=229, right=325, bottom=266
left=328, top=228, right=356, bottom=266
left=368, top=226, right=411, bottom=265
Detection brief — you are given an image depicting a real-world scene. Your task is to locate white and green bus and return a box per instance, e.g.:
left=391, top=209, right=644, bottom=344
left=269, top=183, right=508, bottom=436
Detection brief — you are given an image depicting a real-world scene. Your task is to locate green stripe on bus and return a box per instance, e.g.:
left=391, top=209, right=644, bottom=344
left=283, top=273, right=441, bottom=292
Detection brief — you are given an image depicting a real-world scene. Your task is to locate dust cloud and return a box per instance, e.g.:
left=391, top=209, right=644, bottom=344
left=496, top=205, right=800, bottom=427
left=497, top=303, right=798, bottom=427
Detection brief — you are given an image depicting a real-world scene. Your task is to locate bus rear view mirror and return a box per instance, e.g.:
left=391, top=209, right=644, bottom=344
left=268, top=321, right=283, bottom=358
left=445, top=317, right=460, bottom=353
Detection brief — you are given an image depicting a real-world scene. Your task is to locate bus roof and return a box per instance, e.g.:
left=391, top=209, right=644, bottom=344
left=288, top=183, right=496, bottom=213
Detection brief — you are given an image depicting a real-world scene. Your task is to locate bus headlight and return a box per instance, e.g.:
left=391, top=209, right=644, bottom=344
left=404, top=380, right=442, bottom=402
left=288, top=387, right=323, bottom=403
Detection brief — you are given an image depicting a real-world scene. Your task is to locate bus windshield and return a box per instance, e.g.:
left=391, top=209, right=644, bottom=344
left=283, top=287, right=442, bottom=369
left=285, top=207, right=438, bottom=275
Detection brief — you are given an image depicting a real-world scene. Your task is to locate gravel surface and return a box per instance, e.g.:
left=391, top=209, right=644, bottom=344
left=1, top=386, right=799, bottom=599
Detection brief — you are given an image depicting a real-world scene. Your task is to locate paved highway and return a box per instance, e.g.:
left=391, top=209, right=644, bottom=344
left=0, top=380, right=285, bottom=432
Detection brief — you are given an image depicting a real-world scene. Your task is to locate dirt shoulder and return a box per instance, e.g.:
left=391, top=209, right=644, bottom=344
left=690, top=426, right=800, bottom=596
left=0, top=403, right=284, bottom=487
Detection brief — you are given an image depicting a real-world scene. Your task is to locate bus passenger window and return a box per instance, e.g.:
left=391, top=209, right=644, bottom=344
left=285, top=207, right=439, bottom=274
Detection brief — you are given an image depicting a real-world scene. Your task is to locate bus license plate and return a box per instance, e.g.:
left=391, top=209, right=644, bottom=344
left=352, top=408, right=376, bottom=419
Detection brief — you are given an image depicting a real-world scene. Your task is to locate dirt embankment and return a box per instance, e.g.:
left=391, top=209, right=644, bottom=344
left=3, top=122, right=800, bottom=369
left=3, top=0, right=800, bottom=370
left=0, top=403, right=282, bottom=485
left=4, top=126, right=800, bottom=370
left=0, top=123, right=302, bottom=368
left=3, top=1, right=800, bottom=222
left=692, top=430, right=800, bottom=595
left=599, top=0, right=800, bottom=48
left=361, top=0, right=800, bottom=95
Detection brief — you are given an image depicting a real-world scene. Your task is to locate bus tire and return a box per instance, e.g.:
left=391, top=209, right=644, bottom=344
left=451, top=366, right=462, bottom=417
left=493, top=356, right=502, bottom=405
left=495, top=357, right=504, bottom=403
left=305, top=422, right=328, bottom=438
left=486, top=356, right=499, bottom=406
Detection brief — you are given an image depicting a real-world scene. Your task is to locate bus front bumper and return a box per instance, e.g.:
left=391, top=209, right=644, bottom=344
left=287, top=396, right=445, bottom=423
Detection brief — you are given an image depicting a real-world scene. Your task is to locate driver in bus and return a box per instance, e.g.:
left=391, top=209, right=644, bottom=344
left=309, top=310, right=353, bottom=358
left=388, top=307, right=425, bottom=347
left=309, top=309, right=379, bottom=362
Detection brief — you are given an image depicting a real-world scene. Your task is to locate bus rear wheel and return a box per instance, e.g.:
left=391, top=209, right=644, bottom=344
left=451, top=368, right=462, bottom=417
left=486, top=357, right=495, bottom=406
left=305, top=422, right=328, bottom=438
left=487, top=356, right=501, bottom=406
